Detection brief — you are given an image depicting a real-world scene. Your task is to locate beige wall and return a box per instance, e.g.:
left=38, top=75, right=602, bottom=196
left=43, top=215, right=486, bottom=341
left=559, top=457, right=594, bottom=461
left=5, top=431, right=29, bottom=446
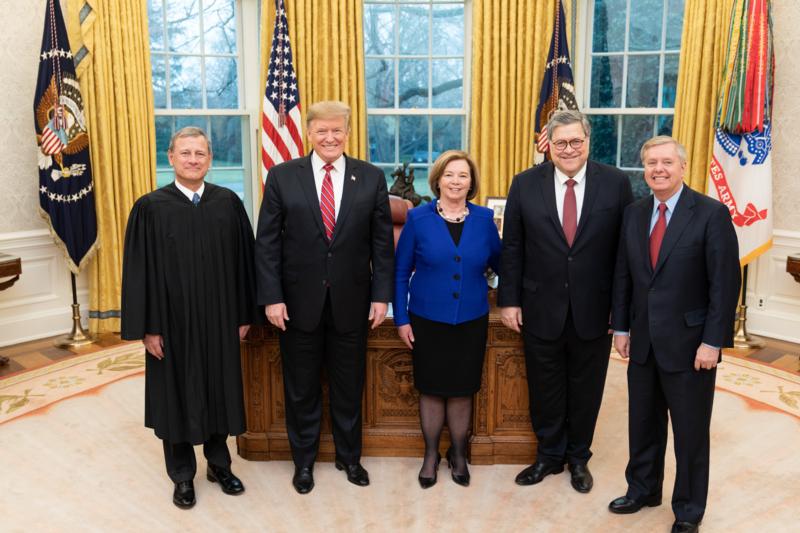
left=0, top=0, right=47, bottom=233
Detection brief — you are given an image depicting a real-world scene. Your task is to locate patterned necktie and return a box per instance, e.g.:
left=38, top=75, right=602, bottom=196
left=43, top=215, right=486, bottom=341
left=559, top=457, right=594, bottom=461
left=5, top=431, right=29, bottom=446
left=192, top=192, right=200, bottom=206
left=649, top=203, right=668, bottom=269
left=320, top=163, right=336, bottom=240
left=562, top=178, right=577, bottom=247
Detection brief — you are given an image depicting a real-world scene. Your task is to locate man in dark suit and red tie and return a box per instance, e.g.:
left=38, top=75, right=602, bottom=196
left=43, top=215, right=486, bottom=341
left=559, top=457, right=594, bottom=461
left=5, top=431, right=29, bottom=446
left=498, top=109, right=633, bottom=493
left=255, top=101, right=395, bottom=494
left=608, top=136, right=740, bottom=533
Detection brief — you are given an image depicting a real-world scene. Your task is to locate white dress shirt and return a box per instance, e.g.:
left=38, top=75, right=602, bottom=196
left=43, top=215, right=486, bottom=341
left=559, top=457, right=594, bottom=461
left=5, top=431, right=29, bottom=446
left=174, top=180, right=205, bottom=202
left=554, top=163, right=588, bottom=224
left=311, top=151, right=345, bottom=220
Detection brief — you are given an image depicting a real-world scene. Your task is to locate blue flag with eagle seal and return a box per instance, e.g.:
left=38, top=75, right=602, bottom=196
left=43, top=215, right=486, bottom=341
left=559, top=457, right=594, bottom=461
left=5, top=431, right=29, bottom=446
left=34, top=0, right=97, bottom=274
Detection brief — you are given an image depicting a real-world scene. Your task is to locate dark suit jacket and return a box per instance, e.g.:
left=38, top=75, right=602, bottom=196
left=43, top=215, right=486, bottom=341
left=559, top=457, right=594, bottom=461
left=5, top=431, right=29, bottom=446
left=498, top=160, right=634, bottom=340
left=611, top=186, right=741, bottom=372
left=255, top=154, right=395, bottom=333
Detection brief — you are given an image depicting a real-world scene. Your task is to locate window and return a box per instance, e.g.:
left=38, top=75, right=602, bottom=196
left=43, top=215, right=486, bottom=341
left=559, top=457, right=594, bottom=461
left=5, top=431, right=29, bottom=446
left=363, top=1, right=469, bottom=200
left=582, top=0, right=684, bottom=198
left=148, top=0, right=259, bottom=215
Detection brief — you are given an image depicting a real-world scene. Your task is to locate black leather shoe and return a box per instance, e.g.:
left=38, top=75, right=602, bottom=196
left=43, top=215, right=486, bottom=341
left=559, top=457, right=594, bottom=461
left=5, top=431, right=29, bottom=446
left=172, top=480, right=196, bottom=509
left=607, top=494, right=662, bottom=514
left=292, top=466, right=314, bottom=494
left=445, top=447, right=470, bottom=487
left=418, top=453, right=441, bottom=489
left=671, top=521, right=699, bottom=533
left=206, top=464, right=245, bottom=495
left=568, top=464, right=593, bottom=493
left=335, top=460, right=370, bottom=486
left=515, top=461, right=564, bottom=486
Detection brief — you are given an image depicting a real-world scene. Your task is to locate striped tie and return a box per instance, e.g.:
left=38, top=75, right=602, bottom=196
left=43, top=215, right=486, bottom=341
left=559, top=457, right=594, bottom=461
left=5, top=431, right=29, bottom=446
left=320, top=163, right=336, bottom=240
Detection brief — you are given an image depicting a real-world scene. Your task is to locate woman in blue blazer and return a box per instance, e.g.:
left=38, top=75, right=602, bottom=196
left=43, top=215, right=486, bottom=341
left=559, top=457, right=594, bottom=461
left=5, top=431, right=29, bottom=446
left=394, top=150, right=501, bottom=488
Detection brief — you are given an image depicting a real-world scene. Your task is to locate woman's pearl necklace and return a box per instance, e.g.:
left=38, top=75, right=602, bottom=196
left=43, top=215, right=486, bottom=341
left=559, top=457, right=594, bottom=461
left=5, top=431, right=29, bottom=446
left=437, top=202, right=469, bottom=223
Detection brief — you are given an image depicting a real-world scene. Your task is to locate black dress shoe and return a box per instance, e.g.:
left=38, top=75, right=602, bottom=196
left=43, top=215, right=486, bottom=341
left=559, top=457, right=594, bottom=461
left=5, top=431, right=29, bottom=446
left=568, top=463, right=593, bottom=493
left=607, top=494, right=662, bottom=514
left=515, top=461, right=564, bottom=486
left=292, top=466, right=314, bottom=494
left=172, top=480, right=196, bottom=509
left=671, top=521, right=699, bottom=533
left=418, top=453, right=441, bottom=489
left=335, top=459, right=370, bottom=486
left=206, top=464, right=245, bottom=495
left=445, top=447, right=470, bottom=487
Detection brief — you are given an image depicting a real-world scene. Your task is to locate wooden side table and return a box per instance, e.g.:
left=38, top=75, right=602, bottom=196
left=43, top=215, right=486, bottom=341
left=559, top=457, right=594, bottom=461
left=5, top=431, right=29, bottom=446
left=787, top=253, right=800, bottom=283
left=0, top=253, right=22, bottom=366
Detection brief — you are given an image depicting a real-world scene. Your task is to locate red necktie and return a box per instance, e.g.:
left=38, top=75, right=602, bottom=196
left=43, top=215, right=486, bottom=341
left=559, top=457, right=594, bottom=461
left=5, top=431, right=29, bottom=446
left=562, top=178, right=577, bottom=247
left=320, top=164, right=336, bottom=240
left=649, top=203, right=668, bottom=269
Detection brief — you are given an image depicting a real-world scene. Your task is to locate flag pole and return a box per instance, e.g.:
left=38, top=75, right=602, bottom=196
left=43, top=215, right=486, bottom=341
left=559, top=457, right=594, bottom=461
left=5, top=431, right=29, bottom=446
left=732, top=264, right=765, bottom=349
left=54, top=272, right=95, bottom=348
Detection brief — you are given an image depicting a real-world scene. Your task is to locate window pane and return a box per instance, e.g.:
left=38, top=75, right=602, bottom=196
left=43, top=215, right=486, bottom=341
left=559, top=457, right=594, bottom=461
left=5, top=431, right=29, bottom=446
left=149, top=0, right=165, bottom=52
left=366, top=58, right=395, bottom=108
left=368, top=115, right=397, bottom=163
left=666, top=0, right=685, bottom=49
left=167, top=0, right=201, bottom=54
left=590, top=55, right=623, bottom=107
left=208, top=168, right=245, bottom=199
left=155, top=115, right=173, bottom=167
left=364, top=4, right=395, bottom=55
left=432, top=115, right=462, bottom=155
left=626, top=54, right=660, bottom=107
left=657, top=114, right=673, bottom=135
left=592, top=0, right=626, bottom=53
left=431, top=4, right=464, bottom=56
left=399, top=59, right=429, bottom=108
left=410, top=166, right=432, bottom=199
left=399, top=115, right=428, bottom=164
left=210, top=115, right=242, bottom=167
left=625, top=170, right=650, bottom=199
left=620, top=115, right=655, bottom=167
left=203, top=0, right=237, bottom=55
left=399, top=4, right=430, bottom=55
left=662, top=54, right=679, bottom=108
left=629, top=0, right=664, bottom=51
left=205, top=56, right=238, bottom=108
left=151, top=54, right=167, bottom=108
left=431, top=59, right=463, bottom=108
left=156, top=169, right=174, bottom=188
left=588, top=114, right=618, bottom=165
left=170, top=55, right=202, bottom=108
left=175, top=114, right=208, bottom=132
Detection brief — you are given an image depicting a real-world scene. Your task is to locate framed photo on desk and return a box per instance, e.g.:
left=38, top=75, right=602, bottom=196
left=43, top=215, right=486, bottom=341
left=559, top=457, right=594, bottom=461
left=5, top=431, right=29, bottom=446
left=485, top=196, right=506, bottom=236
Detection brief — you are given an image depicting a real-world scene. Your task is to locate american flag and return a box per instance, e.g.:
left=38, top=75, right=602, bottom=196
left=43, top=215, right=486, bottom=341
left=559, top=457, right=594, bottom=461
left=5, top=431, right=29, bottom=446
left=533, top=0, right=577, bottom=163
left=261, top=0, right=304, bottom=188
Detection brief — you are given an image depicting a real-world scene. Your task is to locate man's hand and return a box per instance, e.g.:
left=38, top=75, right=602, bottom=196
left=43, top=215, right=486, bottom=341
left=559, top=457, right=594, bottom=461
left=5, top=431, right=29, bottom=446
left=238, top=325, right=251, bottom=340
left=144, top=334, right=164, bottom=360
left=266, top=303, right=289, bottom=331
left=397, top=324, right=415, bottom=350
left=614, top=334, right=630, bottom=359
left=499, top=306, right=523, bottom=333
left=694, top=344, right=719, bottom=371
left=369, top=302, right=388, bottom=329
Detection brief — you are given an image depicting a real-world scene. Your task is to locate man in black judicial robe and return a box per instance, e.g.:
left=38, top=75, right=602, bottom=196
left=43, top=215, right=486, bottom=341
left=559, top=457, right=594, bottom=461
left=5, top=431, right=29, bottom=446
left=121, top=127, right=257, bottom=509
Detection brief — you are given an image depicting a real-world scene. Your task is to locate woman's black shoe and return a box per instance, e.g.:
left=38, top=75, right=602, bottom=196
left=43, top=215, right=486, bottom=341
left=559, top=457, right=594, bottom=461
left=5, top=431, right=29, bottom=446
left=446, top=447, right=470, bottom=487
left=418, top=453, right=441, bottom=489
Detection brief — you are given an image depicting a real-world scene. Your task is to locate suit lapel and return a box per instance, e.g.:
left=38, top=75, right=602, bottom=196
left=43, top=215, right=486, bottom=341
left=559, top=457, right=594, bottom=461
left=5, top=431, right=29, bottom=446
left=653, top=186, right=695, bottom=277
left=330, top=155, right=359, bottom=245
left=573, top=162, right=598, bottom=246
left=638, top=196, right=654, bottom=275
left=537, top=163, right=565, bottom=244
left=297, top=155, right=327, bottom=240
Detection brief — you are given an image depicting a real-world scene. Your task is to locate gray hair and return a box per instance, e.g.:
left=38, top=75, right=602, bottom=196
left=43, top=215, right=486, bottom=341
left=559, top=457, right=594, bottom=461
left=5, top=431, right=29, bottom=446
left=306, top=100, right=351, bottom=130
left=168, top=126, right=212, bottom=153
left=640, top=135, right=688, bottom=164
left=546, top=109, right=591, bottom=141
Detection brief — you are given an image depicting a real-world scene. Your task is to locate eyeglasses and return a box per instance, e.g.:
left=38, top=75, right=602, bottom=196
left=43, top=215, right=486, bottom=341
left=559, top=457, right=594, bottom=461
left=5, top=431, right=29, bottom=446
left=551, top=138, right=586, bottom=151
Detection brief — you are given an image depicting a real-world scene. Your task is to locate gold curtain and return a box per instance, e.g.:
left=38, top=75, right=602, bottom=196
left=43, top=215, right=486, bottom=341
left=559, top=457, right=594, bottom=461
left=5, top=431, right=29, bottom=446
left=470, top=0, right=569, bottom=204
left=259, top=0, right=367, bottom=174
left=672, top=0, right=735, bottom=192
left=67, top=0, right=156, bottom=333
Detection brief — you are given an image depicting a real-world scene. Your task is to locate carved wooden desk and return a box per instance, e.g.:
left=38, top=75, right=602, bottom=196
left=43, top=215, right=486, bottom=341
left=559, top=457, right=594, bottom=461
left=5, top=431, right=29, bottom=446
left=237, top=311, right=537, bottom=464
left=0, top=253, right=21, bottom=366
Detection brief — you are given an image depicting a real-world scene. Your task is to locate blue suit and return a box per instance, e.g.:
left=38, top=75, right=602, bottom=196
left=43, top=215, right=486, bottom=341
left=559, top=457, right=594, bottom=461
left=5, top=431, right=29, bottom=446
left=394, top=200, right=501, bottom=327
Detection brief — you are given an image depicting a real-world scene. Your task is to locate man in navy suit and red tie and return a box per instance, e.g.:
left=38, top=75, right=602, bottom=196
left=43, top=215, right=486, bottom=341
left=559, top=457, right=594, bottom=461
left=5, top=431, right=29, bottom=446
left=609, top=136, right=740, bottom=533
left=498, top=109, right=633, bottom=493
left=255, top=101, right=394, bottom=494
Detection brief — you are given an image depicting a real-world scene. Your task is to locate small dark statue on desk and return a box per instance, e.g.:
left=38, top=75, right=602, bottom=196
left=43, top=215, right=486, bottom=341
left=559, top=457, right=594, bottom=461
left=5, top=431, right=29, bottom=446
left=389, top=162, right=430, bottom=207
